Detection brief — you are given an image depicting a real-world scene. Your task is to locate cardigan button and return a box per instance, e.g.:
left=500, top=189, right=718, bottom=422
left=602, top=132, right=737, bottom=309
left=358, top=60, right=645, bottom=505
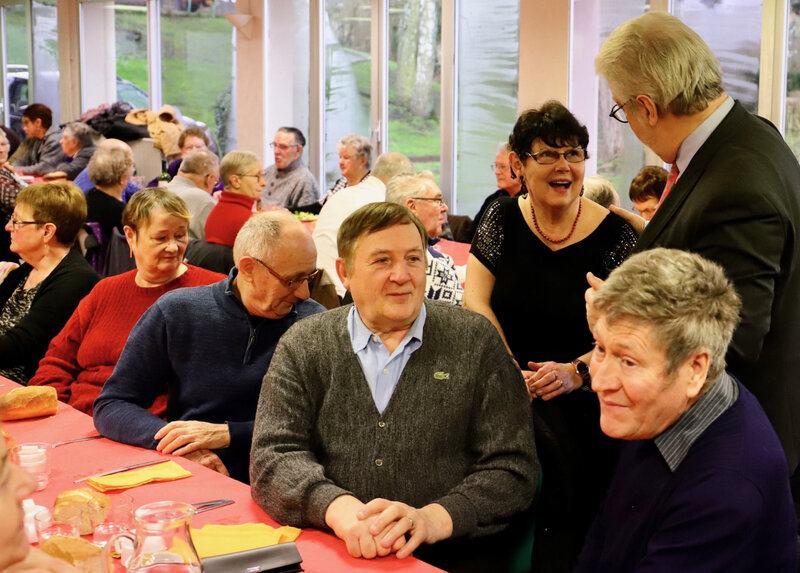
left=375, top=459, right=383, bottom=467
left=378, top=421, right=386, bottom=428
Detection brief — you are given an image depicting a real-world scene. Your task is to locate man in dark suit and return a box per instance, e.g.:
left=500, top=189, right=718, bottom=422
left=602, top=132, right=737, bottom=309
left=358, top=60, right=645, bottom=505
left=596, top=11, right=800, bottom=511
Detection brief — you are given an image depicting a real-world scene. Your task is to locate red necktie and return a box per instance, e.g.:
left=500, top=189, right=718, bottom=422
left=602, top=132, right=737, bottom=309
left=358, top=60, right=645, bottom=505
left=658, top=163, right=680, bottom=208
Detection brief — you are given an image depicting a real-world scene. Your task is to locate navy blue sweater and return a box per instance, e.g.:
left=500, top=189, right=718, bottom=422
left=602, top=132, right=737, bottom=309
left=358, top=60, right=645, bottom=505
left=575, top=380, right=796, bottom=572
left=93, top=271, right=324, bottom=482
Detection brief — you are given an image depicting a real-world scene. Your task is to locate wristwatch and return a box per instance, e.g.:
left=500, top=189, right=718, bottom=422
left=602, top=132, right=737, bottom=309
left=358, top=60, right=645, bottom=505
left=571, top=359, right=592, bottom=391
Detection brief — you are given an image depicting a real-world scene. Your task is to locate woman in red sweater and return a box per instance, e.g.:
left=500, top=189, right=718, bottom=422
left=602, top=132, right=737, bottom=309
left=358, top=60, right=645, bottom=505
left=28, top=188, right=224, bottom=414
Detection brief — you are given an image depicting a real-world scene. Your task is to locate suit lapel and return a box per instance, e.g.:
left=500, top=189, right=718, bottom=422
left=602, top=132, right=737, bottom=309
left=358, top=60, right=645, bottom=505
left=635, top=101, right=748, bottom=251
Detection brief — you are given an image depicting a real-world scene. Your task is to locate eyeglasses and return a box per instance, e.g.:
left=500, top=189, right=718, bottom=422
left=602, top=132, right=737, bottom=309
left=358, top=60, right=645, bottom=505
left=411, top=196, right=446, bottom=207
left=239, top=172, right=265, bottom=181
left=8, top=218, right=44, bottom=230
left=269, top=142, right=300, bottom=151
left=524, top=148, right=587, bottom=165
left=249, top=255, right=320, bottom=290
left=491, top=163, right=510, bottom=173
left=609, top=99, right=633, bottom=123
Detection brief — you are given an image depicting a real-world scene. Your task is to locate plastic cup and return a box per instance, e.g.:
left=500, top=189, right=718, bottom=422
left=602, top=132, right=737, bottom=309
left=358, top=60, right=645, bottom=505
left=34, top=507, right=81, bottom=541
left=10, top=443, right=51, bottom=491
left=90, top=493, right=134, bottom=546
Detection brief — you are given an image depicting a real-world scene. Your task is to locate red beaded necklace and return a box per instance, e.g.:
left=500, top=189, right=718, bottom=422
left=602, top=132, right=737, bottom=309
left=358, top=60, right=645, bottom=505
left=530, top=196, right=582, bottom=244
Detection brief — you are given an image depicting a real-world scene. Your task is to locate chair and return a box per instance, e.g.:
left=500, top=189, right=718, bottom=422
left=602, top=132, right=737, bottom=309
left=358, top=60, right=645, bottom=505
left=103, top=227, right=136, bottom=277
left=184, top=239, right=234, bottom=275
left=128, top=137, right=164, bottom=184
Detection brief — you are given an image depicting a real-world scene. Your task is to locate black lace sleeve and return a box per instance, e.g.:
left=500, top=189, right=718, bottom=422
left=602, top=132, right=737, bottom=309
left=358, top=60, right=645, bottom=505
left=602, top=217, right=639, bottom=273
left=470, top=198, right=505, bottom=274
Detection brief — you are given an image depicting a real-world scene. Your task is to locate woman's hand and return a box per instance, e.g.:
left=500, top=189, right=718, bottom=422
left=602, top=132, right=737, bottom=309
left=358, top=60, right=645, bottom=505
left=527, top=361, right=580, bottom=400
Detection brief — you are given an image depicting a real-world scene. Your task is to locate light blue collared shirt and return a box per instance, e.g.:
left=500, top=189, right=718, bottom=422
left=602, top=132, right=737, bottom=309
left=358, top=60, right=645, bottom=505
left=347, top=304, right=426, bottom=414
left=673, top=96, right=734, bottom=181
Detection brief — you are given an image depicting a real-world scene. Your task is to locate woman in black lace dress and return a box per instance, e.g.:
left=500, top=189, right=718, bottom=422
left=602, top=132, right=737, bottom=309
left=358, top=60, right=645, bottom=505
left=464, top=101, right=637, bottom=573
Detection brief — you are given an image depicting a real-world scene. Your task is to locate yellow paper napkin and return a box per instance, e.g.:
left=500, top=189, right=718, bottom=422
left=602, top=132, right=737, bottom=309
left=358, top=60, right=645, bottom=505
left=87, top=461, right=192, bottom=492
left=190, top=523, right=301, bottom=558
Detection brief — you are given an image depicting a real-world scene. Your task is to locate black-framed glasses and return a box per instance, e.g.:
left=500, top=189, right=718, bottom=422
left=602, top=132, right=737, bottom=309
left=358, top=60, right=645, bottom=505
left=411, top=196, right=446, bottom=207
left=8, top=218, right=44, bottom=230
left=609, top=98, right=633, bottom=123
left=249, top=255, right=320, bottom=290
left=269, top=142, right=299, bottom=151
left=524, top=148, right=587, bottom=165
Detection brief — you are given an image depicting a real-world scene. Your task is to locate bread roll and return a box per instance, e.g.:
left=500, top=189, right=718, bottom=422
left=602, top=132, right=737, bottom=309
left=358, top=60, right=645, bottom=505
left=40, top=535, right=101, bottom=573
left=0, top=386, right=58, bottom=421
left=54, top=488, right=110, bottom=536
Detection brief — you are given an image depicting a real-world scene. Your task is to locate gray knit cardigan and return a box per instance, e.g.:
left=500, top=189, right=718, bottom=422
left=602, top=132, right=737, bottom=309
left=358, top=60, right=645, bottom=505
left=250, top=301, right=538, bottom=539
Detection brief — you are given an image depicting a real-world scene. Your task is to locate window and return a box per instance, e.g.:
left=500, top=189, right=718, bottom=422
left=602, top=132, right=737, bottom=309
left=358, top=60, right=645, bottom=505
left=2, top=1, right=27, bottom=133
left=31, top=0, right=58, bottom=123
left=786, top=3, right=800, bottom=159
left=81, top=1, right=149, bottom=111
left=159, top=0, right=236, bottom=152
left=455, top=0, right=518, bottom=218
left=323, top=0, right=372, bottom=189
left=571, top=0, right=648, bottom=206
left=673, top=0, right=762, bottom=113
left=388, top=0, right=441, bottom=182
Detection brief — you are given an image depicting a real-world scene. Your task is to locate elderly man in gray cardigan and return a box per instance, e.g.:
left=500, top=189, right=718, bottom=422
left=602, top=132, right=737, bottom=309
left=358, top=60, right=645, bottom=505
left=251, top=202, right=538, bottom=572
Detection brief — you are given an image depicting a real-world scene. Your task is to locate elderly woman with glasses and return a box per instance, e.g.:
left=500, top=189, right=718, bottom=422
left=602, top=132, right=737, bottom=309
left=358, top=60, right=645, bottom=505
left=29, top=188, right=223, bottom=414
left=0, top=182, right=99, bottom=384
left=464, top=100, right=638, bottom=572
left=204, top=150, right=264, bottom=248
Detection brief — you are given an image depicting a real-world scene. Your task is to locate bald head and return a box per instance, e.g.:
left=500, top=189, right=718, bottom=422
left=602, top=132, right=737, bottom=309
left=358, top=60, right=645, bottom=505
left=98, top=138, right=134, bottom=161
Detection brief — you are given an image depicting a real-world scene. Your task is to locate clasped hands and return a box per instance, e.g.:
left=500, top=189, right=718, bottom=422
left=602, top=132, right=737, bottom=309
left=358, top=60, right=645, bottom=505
left=523, top=271, right=605, bottom=401
left=325, top=495, right=453, bottom=560
left=153, top=420, right=230, bottom=476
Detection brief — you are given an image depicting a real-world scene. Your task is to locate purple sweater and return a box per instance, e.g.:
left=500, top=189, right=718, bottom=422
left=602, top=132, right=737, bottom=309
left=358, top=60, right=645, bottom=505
left=575, top=379, right=796, bottom=573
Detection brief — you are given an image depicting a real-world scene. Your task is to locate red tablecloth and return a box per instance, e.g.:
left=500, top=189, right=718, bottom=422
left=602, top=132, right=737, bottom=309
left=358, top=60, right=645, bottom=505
left=435, top=239, right=469, bottom=267
left=0, top=381, right=441, bottom=572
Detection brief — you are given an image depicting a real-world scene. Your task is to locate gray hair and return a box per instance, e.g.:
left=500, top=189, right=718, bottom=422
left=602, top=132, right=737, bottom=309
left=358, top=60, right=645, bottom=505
left=583, top=175, right=619, bottom=209
left=595, top=12, right=724, bottom=116
left=593, top=248, right=741, bottom=385
left=385, top=172, right=435, bottom=205
left=496, top=141, right=511, bottom=155
left=220, top=150, right=260, bottom=188
left=232, top=211, right=297, bottom=266
left=337, top=134, right=372, bottom=169
left=179, top=149, right=219, bottom=176
left=371, top=152, right=415, bottom=184
left=62, top=122, right=97, bottom=148
left=88, top=147, right=134, bottom=187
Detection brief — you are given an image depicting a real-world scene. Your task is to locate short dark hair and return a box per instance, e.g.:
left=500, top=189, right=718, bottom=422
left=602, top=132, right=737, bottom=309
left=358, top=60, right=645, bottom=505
left=22, top=104, right=53, bottom=130
left=337, top=202, right=427, bottom=273
left=509, top=100, right=589, bottom=163
left=278, top=127, right=306, bottom=148
left=629, top=165, right=668, bottom=202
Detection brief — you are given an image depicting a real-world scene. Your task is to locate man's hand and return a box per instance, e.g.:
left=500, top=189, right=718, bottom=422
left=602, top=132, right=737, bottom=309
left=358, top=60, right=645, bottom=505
left=325, top=495, right=401, bottom=559
left=358, top=499, right=453, bottom=559
left=585, top=272, right=605, bottom=333
left=182, top=449, right=229, bottom=476
left=609, top=204, right=646, bottom=234
left=154, top=421, right=230, bottom=456
left=3, top=548, right=81, bottom=572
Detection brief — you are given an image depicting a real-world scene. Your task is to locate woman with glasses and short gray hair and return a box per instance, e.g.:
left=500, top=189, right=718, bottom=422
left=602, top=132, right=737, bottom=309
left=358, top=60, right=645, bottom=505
left=464, top=100, right=638, bottom=573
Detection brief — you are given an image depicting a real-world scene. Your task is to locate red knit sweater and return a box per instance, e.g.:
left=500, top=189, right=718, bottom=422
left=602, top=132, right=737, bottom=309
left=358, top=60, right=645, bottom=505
left=204, top=191, right=256, bottom=247
left=28, top=265, right=225, bottom=414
